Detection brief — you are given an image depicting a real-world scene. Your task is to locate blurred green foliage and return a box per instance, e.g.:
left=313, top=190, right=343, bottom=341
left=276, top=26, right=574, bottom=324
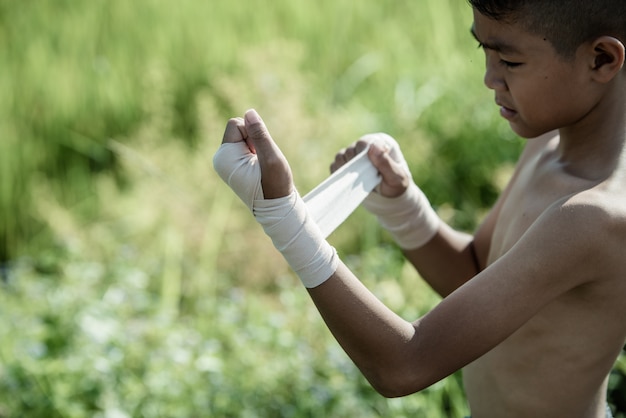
left=1, top=0, right=624, bottom=416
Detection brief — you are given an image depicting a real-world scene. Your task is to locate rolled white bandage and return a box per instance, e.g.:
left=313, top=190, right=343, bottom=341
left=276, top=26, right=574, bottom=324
left=362, top=182, right=439, bottom=250
left=303, top=146, right=381, bottom=238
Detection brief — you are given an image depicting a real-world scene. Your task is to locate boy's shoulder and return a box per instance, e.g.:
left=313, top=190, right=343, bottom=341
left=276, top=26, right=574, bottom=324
left=540, top=178, right=626, bottom=279
left=565, top=180, right=626, bottom=239
left=506, top=132, right=626, bottom=279
left=523, top=131, right=626, bottom=238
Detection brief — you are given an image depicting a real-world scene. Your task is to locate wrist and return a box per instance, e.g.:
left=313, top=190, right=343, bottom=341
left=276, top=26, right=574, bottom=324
left=362, top=183, right=439, bottom=250
left=254, top=192, right=339, bottom=288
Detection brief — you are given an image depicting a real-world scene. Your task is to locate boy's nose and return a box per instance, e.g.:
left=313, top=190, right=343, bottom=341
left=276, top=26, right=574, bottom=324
left=484, top=69, right=507, bottom=91
left=483, top=57, right=507, bottom=91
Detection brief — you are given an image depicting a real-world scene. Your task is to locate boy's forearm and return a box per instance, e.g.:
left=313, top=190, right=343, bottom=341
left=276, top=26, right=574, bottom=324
left=305, top=247, right=508, bottom=398
left=403, top=223, right=481, bottom=298
left=307, top=261, right=428, bottom=396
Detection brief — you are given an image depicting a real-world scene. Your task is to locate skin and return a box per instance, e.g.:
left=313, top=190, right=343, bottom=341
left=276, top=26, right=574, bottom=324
left=220, top=10, right=626, bottom=418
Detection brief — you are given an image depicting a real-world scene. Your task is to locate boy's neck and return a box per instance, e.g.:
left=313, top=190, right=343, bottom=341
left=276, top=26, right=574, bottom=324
left=555, top=79, right=626, bottom=180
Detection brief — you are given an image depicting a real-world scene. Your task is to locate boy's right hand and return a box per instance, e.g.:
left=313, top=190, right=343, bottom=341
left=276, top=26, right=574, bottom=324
left=332, top=134, right=440, bottom=250
left=330, top=133, right=412, bottom=198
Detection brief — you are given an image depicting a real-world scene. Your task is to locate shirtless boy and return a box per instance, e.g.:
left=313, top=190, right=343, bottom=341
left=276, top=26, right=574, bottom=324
left=213, top=0, right=626, bottom=416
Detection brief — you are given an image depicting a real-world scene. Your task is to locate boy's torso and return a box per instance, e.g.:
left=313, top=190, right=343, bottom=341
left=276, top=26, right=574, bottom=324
left=463, top=134, right=626, bottom=417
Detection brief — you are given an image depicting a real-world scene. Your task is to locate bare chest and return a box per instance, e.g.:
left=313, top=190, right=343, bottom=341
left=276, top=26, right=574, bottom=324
left=488, top=153, right=591, bottom=265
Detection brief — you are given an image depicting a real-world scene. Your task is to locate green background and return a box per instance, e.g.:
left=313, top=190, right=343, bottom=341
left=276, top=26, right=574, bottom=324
left=1, top=0, right=624, bottom=416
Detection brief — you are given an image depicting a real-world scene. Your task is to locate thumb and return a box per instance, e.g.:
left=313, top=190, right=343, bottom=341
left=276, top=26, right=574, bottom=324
left=368, top=143, right=411, bottom=197
left=244, top=109, right=274, bottom=153
left=244, top=109, right=294, bottom=199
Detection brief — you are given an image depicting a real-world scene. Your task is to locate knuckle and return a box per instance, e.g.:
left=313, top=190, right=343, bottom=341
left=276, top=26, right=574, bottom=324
left=222, top=119, right=244, bottom=143
left=355, top=139, right=369, bottom=152
left=358, top=133, right=377, bottom=144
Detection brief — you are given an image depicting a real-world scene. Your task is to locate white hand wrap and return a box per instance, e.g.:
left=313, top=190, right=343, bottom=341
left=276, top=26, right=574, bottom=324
left=360, top=133, right=440, bottom=250
left=213, top=141, right=338, bottom=288
left=362, top=183, right=439, bottom=250
left=212, top=142, right=264, bottom=210
left=255, top=193, right=339, bottom=288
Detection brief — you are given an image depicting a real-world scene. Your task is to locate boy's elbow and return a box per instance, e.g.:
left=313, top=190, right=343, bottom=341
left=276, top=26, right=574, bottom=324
left=372, top=382, right=414, bottom=399
left=366, top=366, right=430, bottom=398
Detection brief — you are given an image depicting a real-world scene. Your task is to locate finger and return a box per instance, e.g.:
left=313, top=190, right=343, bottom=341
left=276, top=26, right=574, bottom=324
left=354, top=138, right=372, bottom=153
left=343, top=146, right=357, bottom=161
left=368, top=133, right=410, bottom=174
left=244, top=109, right=293, bottom=198
left=222, top=117, right=246, bottom=144
left=369, top=144, right=406, bottom=186
left=330, top=148, right=347, bottom=173
left=223, top=116, right=258, bottom=154
left=330, top=145, right=356, bottom=172
left=329, top=139, right=372, bottom=173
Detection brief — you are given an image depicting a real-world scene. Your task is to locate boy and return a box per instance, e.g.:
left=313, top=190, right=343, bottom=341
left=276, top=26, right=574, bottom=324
left=213, top=0, right=626, bottom=416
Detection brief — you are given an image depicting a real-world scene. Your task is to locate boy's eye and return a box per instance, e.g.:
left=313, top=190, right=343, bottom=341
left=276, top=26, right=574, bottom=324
left=476, top=41, right=523, bottom=68
left=500, top=59, right=522, bottom=68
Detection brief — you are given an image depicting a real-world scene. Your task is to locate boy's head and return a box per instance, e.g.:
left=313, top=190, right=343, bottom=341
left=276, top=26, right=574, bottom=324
left=468, top=0, right=626, bottom=59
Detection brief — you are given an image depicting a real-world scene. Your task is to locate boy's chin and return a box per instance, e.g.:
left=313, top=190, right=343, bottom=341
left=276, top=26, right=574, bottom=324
left=508, top=123, right=552, bottom=140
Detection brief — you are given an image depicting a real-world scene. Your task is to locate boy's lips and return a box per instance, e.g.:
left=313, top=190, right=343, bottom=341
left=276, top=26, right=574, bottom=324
left=496, top=99, right=517, bottom=120
left=500, top=106, right=518, bottom=120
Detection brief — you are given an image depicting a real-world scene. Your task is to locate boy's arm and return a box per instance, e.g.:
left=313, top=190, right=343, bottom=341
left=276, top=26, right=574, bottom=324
left=400, top=224, right=480, bottom=297
left=400, top=165, right=512, bottom=297
left=347, top=132, right=556, bottom=297
left=214, top=113, right=585, bottom=396
left=332, top=135, right=485, bottom=297
left=308, top=197, right=600, bottom=396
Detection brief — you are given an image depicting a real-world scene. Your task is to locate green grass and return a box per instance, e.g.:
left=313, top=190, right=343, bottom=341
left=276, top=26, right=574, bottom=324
left=1, top=0, right=624, bottom=416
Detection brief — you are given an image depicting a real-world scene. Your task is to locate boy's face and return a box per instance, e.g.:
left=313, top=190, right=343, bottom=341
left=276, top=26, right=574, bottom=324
left=472, top=10, right=596, bottom=138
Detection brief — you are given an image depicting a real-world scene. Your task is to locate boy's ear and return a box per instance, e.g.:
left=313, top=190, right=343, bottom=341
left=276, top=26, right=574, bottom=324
left=589, top=36, right=625, bottom=82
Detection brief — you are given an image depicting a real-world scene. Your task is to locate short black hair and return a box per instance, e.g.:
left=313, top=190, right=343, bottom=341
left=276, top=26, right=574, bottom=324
left=468, top=0, right=626, bottom=59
